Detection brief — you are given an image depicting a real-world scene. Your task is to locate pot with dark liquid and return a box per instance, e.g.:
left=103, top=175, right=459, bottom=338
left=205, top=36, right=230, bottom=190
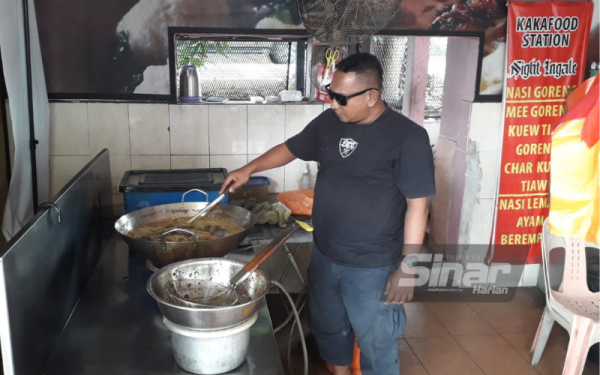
left=115, top=189, right=257, bottom=266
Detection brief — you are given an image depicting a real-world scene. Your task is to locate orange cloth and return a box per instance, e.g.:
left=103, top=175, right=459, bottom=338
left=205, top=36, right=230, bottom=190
left=549, top=76, right=600, bottom=244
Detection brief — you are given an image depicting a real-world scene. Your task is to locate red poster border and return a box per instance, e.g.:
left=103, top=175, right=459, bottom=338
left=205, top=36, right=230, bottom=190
left=489, top=0, right=594, bottom=265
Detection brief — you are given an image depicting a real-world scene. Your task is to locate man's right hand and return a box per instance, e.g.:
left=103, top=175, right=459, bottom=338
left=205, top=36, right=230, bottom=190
left=219, top=143, right=297, bottom=194
left=220, top=166, right=252, bottom=194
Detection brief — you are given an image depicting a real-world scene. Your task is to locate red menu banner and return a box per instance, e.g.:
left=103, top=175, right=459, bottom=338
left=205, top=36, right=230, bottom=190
left=491, top=0, right=594, bottom=264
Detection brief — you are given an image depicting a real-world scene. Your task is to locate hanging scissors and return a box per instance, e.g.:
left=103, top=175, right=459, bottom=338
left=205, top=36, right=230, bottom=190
left=323, top=47, right=340, bottom=85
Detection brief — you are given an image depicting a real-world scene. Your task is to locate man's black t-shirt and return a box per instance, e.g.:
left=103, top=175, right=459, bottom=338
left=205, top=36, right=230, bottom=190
left=285, top=106, right=436, bottom=268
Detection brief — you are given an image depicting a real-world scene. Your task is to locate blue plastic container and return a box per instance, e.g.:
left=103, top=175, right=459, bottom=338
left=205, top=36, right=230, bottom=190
left=118, top=169, right=228, bottom=213
left=228, top=176, right=271, bottom=201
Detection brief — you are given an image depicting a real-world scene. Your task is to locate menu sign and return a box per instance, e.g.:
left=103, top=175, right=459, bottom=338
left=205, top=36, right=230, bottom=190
left=491, top=0, right=593, bottom=263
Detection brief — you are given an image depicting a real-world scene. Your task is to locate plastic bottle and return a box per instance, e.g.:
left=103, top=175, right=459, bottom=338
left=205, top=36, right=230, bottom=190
left=299, top=163, right=314, bottom=189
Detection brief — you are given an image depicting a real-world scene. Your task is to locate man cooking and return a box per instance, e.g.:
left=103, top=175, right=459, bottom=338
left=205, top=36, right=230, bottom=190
left=220, top=53, right=436, bottom=375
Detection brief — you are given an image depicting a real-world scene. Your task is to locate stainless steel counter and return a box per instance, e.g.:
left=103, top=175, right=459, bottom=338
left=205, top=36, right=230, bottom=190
left=241, top=221, right=313, bottom=247
left=42, top=235, right=285, bottom=375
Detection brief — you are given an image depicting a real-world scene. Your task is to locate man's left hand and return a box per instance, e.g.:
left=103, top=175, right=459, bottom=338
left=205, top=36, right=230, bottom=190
left=384, top=268, right=415, bottom=304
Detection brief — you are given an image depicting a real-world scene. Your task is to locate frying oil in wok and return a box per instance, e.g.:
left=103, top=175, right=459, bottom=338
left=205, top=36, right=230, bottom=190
left=128, top=217, right=244, bottom=242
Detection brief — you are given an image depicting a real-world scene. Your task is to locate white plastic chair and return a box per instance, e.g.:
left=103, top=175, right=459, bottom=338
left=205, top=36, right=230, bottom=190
left=530, top=218, right=600, bottom=374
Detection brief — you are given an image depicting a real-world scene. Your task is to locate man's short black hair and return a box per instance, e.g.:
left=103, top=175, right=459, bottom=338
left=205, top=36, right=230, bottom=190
left=336, top=53, right=383, bottom=89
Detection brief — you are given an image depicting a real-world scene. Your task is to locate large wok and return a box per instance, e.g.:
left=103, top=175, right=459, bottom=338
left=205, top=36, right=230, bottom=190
left=115, top=189, right=257, bottom=267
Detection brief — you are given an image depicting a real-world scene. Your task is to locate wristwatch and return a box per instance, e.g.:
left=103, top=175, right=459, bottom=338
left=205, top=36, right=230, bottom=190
left=401, top=254, right=419, bottom=268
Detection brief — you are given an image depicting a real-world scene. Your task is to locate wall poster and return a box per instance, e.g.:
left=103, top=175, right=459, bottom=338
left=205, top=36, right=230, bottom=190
left=33, top=0, right=509, bottom=97
left=490, top=0, right=594, bottom=264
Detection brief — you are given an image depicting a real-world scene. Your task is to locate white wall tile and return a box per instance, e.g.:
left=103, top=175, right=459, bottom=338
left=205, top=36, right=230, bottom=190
left=210, top=155, right=247, bottom=172
left=129, top=104, right=170, bottom=155
left=248, top=155, right=284, bottom=193
left=478, top=151, right=499, bottom=199
left=285, top=104, right=323, bottom=139
left=169, top=105, right=209, bottom=155
left=248, top=106, right=285, bottom=154
left=469, top=103, right=503, bottom=153
left=88, top=103, right=130, bottom=156
left=50, top=103, right=89, bottom=156
left=109, top=155, right=131, bottom=193
left=463, top=198, right=495, bottom=245
left=50, top=155, right=91, bottom=196
left=208, top=106, right=247, bottom=154
left=131, top=155, right=170, bottom=170
left=171, top=155, right=210, bottom=169
left=284, top=159, right=318, bottom=191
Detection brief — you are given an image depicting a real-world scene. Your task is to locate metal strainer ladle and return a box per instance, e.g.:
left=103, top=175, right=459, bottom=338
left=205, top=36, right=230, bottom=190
left=166, top=222, right=299, bottom=308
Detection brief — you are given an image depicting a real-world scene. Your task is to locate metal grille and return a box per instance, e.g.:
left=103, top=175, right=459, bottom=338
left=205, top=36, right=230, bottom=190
left=176, top=39, right=300, bottom=100
left=370, top=36, right=447, bottom=119
left=425, top=37, right=448, bottom=119
left=298, top=0, right=401, bottom=46
left=370, top=36, right=409, bottom=112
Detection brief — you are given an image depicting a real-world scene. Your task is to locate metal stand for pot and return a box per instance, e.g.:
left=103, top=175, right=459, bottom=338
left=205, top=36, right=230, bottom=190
left=279, top=243, right=306, bottom=287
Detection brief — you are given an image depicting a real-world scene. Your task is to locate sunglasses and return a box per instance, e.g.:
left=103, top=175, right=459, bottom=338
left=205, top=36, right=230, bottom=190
left=325, top=84, right=379, bottom=106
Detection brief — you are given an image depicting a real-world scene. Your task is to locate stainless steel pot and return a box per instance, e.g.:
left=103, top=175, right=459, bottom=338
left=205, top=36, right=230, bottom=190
left=114, top=190, right=257, bottom=267
left=163, top=313, right=258, bottom=374
left=147, top=258, right=270, bottom=329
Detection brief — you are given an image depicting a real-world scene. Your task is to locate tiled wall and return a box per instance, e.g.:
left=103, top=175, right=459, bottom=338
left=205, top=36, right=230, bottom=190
left=48, top=102, right=326, bottom=206
left=49, top=102, right=442, bottom=209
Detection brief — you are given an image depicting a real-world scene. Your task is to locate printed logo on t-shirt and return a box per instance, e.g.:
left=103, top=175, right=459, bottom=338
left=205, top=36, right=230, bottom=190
left=339, top=138, right=358, bottom=158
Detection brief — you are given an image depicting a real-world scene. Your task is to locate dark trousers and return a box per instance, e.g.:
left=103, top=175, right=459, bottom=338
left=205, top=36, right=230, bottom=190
left=307, top=243, right=407, bottom=375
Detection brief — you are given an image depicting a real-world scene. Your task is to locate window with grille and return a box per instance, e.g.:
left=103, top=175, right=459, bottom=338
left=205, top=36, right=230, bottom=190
left=370, top=36, right=448, bottom=119
left=425, top=38, right=448, bottom=119
left=175, top=36, right=308, bottom=101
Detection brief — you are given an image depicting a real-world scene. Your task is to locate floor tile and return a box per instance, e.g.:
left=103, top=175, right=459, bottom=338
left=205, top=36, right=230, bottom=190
left=502, top=329, right=600, bottom=375
left=468, top=301, right=542, bottom=334
left=407, top=336, right=483, bottom=375
left=403, top=303, right=451, bottom=338
left=509, top=287, right=546, bottom=310
left=398, top=339, right=429, bottom=375
left=424, top=301, right=495, bottom=336
left=412, top=289, right=464, bottom=303
left=455, top=334, right=539, bottom=375
left=269, top=283, right=598, bottom=375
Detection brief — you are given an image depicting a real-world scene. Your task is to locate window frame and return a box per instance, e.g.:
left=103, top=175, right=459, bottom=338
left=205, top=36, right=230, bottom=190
left=366, top=30, right=495, bottom=103
left=168, top=27, right=313, bottom=104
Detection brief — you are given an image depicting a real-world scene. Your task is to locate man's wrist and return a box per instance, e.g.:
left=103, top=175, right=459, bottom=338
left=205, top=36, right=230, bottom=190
left=243, top=163, right=257, bottom=174
left=401, top=254, right=419, bottom=268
